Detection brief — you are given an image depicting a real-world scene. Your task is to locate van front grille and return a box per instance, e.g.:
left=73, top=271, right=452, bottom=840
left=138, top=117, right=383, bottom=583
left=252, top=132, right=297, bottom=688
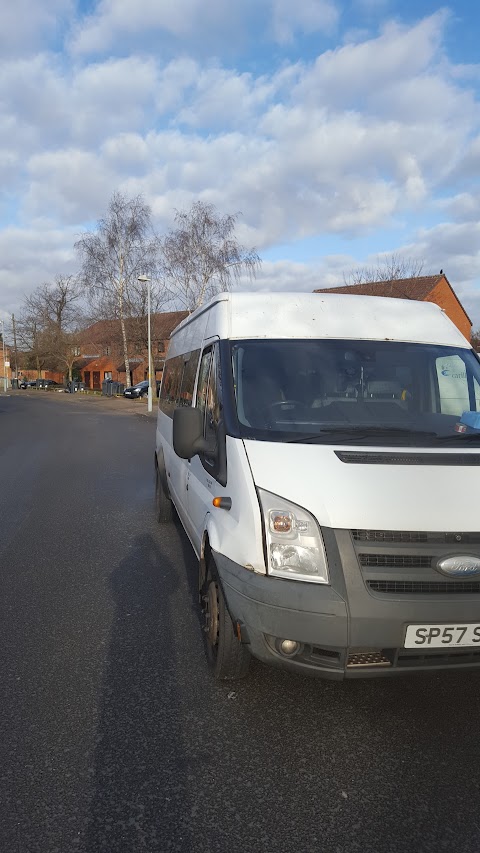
left=347, top=651, right=391, bottom=668
left=360, top=555, right=432, bottom=569
left=349, top=528, right=480, bottom=597
left=353, top=529, right=429, bottom=543
left=352, top=529, right=480, bottom=545
left=368, top=580, right=480, bottom=594
left=397, top=649, right=480, bottom=667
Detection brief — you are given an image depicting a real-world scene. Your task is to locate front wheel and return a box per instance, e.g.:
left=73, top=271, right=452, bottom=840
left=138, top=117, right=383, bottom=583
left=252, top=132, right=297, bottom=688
left=203, top=572, right=250, bottom=681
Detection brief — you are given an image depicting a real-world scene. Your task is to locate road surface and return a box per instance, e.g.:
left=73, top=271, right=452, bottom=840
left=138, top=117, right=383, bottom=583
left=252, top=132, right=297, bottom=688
left=1, top=391, right=480, bottom=853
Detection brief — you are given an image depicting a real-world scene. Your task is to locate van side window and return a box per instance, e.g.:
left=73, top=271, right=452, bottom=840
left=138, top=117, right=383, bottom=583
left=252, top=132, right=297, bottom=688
left=205, top=347, right=221, bottom=445
left=178, top=350, right=201, bottom=407
left=195, top=344, right=226, bottom=483
left=159, top=349, right=201, bottom=416
left=196, top=349, right=213, bottom=428
left=159, top=356, right=183, bottom=417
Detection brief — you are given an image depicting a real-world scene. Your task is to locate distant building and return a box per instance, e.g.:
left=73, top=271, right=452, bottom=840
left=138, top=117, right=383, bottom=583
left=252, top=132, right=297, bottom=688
left=76, top=311, right=188, bottom=390
left=314, top=273, right=472, bottom=341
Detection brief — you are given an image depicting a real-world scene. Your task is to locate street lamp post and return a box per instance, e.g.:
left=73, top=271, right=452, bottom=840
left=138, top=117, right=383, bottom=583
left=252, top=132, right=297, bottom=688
left=137, top=275, right=152, bottom=413
left=1, top=319, right=7, bottom=393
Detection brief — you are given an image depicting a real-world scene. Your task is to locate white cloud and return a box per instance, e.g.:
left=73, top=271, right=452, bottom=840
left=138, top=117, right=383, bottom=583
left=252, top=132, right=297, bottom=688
left=237, top=226, right=480, bottom=329
left=270, top=0, right=339, bottom=44
left=176, top=67, right=275, bottom=130
left=234, top=255, right=353, bottom=295
left=70, top=0, right=246, bottom=56
left=70, top=0, right=340, bottom=57
left=1, top=7, right=480, bottom=327
left=0, top=0, right=74, bottom=57
left=0, top=55, right=69, bottom=152
left=362, top=223, right=480, bottom=325
left=438, top=193, right=480, bottom=222
left=25, top=149, right=115, bottom=224
left=0, top=223, right=78, bottom=321
left=70, top=56, right=158, bottom=144
left=352, top=0, right=391, bottom=11
left=294, top=13, right=448, bottom=109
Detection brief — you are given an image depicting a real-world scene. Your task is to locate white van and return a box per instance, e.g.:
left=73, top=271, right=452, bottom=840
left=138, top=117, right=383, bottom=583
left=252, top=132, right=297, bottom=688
left=155, top=292, right=480, bottom=681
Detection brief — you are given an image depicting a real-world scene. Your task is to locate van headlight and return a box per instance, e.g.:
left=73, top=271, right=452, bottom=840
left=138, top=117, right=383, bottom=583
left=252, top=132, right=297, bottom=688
left=257, top=488, right=329, bottom=584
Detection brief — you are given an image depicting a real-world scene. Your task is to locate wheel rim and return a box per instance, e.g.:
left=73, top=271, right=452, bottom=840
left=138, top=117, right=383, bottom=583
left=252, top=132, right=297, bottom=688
left=205, top=581, right=220, bottom=655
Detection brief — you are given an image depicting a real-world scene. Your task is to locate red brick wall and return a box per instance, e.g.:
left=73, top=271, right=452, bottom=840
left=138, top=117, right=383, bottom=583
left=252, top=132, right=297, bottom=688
left=19, top=370, right=65, bottom=383
left=426, top=280, right=472, bottom=341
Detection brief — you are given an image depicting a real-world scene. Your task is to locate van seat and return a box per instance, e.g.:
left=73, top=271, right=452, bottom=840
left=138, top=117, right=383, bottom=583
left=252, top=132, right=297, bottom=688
left=366, top=380, right=402, bottom=399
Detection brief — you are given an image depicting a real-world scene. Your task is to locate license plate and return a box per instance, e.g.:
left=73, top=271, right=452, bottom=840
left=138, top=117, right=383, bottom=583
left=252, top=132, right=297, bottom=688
left=405, top=624, right=480, bottom=648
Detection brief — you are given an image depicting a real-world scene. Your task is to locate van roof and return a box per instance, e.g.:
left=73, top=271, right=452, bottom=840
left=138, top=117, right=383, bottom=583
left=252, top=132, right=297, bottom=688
left=170, top=291, right=469, bottom=348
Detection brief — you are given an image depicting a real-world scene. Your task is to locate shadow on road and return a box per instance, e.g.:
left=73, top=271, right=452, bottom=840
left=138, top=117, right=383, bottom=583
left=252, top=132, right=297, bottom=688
left=82, top=520, right=480, bottom=853
left=84, top=533, right=194, bottom=853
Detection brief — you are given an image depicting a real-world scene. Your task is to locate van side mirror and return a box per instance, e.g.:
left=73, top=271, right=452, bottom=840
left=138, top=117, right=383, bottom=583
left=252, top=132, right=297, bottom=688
left=173, top=407, right=215, bottom=459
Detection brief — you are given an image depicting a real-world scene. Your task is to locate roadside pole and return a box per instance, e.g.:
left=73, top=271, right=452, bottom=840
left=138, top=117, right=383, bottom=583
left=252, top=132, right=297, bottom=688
left=12, top=314, right=18, bottom=386
left=1, top=319, right=7, bottom=393
left=137, top=275, right=153, bottom=413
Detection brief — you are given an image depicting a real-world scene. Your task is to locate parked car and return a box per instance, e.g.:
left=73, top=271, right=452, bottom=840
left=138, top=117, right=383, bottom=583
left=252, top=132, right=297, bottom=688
left=41, top=379, right=63, bottom=389
left=124, top=380, right=149, bottom=399
left=19, top=379, right=38, bottom=388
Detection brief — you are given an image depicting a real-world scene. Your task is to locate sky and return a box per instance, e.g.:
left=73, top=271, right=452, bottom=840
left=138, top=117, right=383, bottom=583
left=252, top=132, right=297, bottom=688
left=1, top=0, right=480, bottom=328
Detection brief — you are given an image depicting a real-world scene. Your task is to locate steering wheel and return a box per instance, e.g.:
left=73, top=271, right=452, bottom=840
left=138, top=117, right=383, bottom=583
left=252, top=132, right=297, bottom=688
left=269, top=400, right=304, bottom=413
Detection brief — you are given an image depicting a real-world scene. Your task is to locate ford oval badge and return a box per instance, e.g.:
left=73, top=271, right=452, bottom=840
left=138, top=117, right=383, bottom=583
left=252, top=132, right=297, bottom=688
left=436, top=555, right=480, bottom=577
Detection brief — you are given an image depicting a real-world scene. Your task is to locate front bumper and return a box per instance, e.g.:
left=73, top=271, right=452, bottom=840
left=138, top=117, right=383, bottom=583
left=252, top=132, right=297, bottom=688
left=213, top=545, right=480, bottom=680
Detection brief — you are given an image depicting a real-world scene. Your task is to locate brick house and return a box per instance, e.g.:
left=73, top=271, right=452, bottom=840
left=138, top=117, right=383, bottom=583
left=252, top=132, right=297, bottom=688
left=76, top=311, right=188, bottom=391
left=314, top=273, right=472, bottom=341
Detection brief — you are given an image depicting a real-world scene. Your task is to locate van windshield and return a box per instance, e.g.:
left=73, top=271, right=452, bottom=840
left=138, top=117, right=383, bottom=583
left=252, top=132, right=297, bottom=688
left=231, top=339, right=480, bottom=446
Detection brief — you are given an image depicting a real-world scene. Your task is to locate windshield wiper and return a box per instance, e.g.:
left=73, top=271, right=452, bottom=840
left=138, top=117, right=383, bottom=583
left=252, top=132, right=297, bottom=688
left=286, top=426, right=438, bottom=443
left=433, top=432, right=480, bottom=442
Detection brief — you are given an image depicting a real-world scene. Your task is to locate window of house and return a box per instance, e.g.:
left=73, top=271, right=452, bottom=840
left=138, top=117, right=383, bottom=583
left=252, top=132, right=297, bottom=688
left=103, top=346, right=111, bottom=356
left=72, top=346, right=81, bottom=356
left=157, top=340, right=165, bottom=354
left=104, top=371, right=112, bottom=380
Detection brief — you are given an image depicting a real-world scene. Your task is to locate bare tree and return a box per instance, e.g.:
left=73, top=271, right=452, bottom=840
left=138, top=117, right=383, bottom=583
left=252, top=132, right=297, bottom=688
left=160, top=201, right=261, bottom=311
left=471, top=329, right=480, bottom=350
left=18, top=275, right=85, bottom=382
left=75, top=192, right=159, bottom=387
left=25, top=275, right=83, bottom=329
left=16, top=310, right=49, bottom=377
left=41, top=324, right=85, bottom=384
left=343, top=254, right=425, bottom=287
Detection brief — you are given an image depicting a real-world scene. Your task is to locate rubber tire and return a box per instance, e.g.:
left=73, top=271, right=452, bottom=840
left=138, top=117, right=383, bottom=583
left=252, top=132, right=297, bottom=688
left=204, top=575, right=250, bottom=681
left=155, top=461, right=174, bottom=523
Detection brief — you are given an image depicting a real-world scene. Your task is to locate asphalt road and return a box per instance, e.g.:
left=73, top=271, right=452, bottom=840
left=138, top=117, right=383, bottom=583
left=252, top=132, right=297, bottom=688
left=1, top=391, right=480, bottom=853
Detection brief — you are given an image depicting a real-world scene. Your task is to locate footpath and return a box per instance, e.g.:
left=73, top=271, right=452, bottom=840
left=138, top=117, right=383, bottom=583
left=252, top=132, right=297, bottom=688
left=9, top=389, right=158, bottom=419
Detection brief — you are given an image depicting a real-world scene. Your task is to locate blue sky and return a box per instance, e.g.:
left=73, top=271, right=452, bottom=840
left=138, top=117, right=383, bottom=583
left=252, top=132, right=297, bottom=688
left=1, top=0, right=480, bottom=326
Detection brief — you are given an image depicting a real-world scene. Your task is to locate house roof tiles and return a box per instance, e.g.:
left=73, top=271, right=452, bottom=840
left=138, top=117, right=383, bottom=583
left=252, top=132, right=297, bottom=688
left=80, top=312, right=189, bottom=344
left=314, top=273, right=472, bottom=328
left=314, top=275, right=444, bottom=300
